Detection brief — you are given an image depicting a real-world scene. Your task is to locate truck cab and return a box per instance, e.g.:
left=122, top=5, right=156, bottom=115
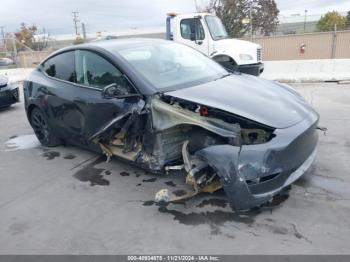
left=166, top=13, right=264, bottom=76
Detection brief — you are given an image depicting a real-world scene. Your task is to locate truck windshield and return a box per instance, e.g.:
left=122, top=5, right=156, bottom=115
left=205, top=15, right=229, bottom=40
left=116, top=41, right=228, bottom=91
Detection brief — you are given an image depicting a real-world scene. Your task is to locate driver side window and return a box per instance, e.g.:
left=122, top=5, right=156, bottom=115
left=75, top=50, right=136, bottom=95
left=180, top=18, right=205, bottom=40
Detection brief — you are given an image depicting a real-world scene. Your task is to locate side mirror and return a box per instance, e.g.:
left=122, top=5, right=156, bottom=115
left=102, top=83, right=117, bottom=98
left=102, top=83, right=141, bottom=99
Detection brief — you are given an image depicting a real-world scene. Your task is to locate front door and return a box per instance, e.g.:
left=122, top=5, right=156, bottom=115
left=71, top=49, right=141, bottom=145
left=177, top=17, right=209, bottom=55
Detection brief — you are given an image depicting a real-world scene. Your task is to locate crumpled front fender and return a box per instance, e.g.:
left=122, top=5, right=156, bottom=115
left=195, top=145, right=271, bottom=211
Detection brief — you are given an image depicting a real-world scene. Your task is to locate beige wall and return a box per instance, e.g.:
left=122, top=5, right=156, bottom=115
left=18, top=51, right=51, bottom=68
left=334, top=31, right=350, bottom=59
left=250, top=31, right=350, bottom=61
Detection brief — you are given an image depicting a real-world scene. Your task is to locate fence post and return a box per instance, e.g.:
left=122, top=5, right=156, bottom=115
left=331, top=24, right=337, bottom=59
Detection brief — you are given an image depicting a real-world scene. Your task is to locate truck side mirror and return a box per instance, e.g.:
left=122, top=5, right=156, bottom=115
left=190, top=32, right=196, bottom=41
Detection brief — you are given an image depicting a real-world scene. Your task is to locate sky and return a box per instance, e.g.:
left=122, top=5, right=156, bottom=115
left=1, top=0, right=350, bottom=38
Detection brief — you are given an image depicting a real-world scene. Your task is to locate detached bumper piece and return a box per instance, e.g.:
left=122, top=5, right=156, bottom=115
left=239, top=63, right=264, bottom=76
left=0, top=87, right=20, bottom=108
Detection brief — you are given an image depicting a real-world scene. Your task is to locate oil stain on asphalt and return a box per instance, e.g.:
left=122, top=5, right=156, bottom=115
left=73, top=156, right=110, bottom=186
left=142, top=177, right=157, bottom=182
left=157, top=206, right=256, bottom=226
left=63, top=154, right=76, bottom=160
left=120, top=171, right=130, bottom=177
left=42, top=151, right=60, bottom=160
left=164, top=181, right=176, bottom=187
left=196, top=198, right=228, bottom=208
left=134, top=171, right=142, bottom=177
left=141, top=189, right=294, bottom=238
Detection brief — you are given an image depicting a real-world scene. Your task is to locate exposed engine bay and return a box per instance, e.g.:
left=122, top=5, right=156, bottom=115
left=89, top=94, right=281, bottom=210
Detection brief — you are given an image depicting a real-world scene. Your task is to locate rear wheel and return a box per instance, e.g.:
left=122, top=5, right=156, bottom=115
left=30, top=108, right=60, bottom=147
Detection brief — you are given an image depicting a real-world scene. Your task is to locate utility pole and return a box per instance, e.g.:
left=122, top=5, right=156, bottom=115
left=12, top=37, right=17, bottom=65
left=194, top=0, right=199, bottom=12
left=331, top=23, right=337, bottom=59
left=0, top=26, right=7, bottom=54
left=82, top=23, right=87, bottom=42
left=303, top=9, right=308, bottom=33
left=249, top=4, right=253, bottom=41
left=72, top=11, right=80, bottom=36
left=0, top=26, right=5, bottom=44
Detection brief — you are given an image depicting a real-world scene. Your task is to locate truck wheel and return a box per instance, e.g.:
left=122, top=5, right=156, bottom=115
left=30, top=108, right=61, bottom=147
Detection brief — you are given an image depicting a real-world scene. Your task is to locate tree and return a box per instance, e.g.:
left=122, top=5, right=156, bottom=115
left=207, top=0, right=250, bottom=37
left=207, top=0, right=279, bottom=38
left=14, top=23, right=51, bottom=51
left=346, top=11, right=350, bottom=29
left=252, top=0, right=279, bottom=36
left=316, top=11, right=346, bottom=32
left=14, top=23, right=37, bottom=50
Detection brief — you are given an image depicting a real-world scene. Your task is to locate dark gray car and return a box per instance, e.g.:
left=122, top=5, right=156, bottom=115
left=23, top=39, right=320, bottom=211
left=0, top=74, right=19, bottom=108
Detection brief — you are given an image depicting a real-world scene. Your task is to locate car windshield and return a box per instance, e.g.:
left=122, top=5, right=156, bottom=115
left=205, top=15, right=229, bottom=40
left=116, top=41, right=228, bottom=90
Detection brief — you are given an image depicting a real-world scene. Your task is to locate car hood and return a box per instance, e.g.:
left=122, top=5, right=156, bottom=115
left=0, top=74, right=8, bottom=87
left=165, top=74, right=317, bottom=129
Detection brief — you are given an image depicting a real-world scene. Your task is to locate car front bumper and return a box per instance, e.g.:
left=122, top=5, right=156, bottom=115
left=0, top=85, right=20, bottom=108
left=195, top=109, right=319, bottom=211
left=239, top=62, right=264, bottom=76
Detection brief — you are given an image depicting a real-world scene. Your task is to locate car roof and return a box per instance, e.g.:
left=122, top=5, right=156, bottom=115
left=55, top=38, right=170, bottom=54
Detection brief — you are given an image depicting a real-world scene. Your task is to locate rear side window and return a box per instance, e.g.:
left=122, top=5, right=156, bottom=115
left=42, top=51, right=75, bottom=82
left=75, top=50, right=135, bottom=93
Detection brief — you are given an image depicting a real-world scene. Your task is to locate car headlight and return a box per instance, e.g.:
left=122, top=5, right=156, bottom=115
left=239, top=54, right=254, bottom=61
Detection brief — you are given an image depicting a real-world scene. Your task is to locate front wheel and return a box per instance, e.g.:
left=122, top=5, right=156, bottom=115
left=30, top=108, right=60, bottom=147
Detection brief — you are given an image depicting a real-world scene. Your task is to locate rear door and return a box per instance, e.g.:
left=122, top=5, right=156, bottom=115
left=41, top=49, right=141, bottom=147
left=40, top=51, right=79, bottom=140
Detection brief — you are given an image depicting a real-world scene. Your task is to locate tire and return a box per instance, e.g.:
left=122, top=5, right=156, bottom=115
left=30, top=107, right=61, bottom=147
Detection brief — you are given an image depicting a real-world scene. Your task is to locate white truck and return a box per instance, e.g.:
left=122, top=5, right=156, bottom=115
left=166, top=12, right=264, bottom=76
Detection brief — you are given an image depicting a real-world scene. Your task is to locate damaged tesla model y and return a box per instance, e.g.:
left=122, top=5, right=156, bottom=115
left=23, top=39, right=320, bottom=211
